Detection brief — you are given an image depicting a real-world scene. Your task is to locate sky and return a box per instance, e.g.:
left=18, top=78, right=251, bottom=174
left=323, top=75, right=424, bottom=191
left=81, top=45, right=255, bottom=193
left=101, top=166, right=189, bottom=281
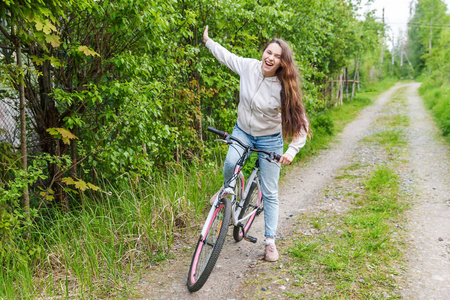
left=360, top=0, right=450, bottom=49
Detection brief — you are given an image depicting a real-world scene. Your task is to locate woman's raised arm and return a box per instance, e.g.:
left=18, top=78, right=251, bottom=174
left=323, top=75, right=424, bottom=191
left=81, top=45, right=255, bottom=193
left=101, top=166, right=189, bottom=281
left=203, top=25, right=209, bottom=44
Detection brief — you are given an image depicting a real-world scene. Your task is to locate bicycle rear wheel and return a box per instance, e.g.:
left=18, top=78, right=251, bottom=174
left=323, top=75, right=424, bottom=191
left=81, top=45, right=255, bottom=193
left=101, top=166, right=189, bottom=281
left=233, top=182, right=262, bottom=242
left=187, top=198, right=231, bottom=292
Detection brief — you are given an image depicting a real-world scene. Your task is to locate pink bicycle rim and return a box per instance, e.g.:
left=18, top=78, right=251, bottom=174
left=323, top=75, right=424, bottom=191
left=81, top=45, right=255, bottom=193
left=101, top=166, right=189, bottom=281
left=190, top=204, right=224, bottom=283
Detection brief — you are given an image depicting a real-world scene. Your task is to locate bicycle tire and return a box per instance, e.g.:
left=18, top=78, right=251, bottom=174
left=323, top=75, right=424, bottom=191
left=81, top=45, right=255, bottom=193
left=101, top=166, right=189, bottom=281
left=233, top=182, right=261, bottom=242
left=187, top=197, right=231, bottom=292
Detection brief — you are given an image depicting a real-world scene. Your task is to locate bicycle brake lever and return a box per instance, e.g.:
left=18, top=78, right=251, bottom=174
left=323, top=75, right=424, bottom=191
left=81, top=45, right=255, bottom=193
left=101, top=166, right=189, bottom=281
left=215, top=133, right=233, bottom=144
left=265, top=153, right=282, bottom=169
left=214, top=139, right=232, bottom=144
left=266, top=152, right=280, bottom=162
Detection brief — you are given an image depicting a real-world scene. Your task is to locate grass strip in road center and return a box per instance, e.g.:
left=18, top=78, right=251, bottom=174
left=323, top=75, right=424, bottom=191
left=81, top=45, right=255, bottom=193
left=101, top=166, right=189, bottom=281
left=285, top=164, right=408, bottom=299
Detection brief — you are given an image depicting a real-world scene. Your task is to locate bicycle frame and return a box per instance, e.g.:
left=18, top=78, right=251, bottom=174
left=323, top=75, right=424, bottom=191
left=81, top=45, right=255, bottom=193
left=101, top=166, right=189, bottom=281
left=229, top=165, right=261, bottom=227
left=203, top=157, right=261, bottom=237
left=200, top=126, right=280, bottom=241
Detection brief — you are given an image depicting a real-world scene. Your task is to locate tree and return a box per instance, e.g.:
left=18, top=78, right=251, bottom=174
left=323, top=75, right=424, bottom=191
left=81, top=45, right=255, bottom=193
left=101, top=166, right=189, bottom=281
left=407, top=0, right=449, bottom=75
left=0, top=0, right=177, bottom=208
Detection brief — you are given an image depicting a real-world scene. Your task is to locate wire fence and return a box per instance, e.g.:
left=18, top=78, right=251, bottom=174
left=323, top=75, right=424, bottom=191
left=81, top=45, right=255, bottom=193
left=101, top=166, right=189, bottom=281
left=0, top=97, right=41, bottom=155
left=0, top=97, right=20, bottom=147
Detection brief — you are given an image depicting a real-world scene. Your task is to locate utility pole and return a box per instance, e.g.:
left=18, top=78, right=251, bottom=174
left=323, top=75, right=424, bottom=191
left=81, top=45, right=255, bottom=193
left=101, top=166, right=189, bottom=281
left=391, top=31, right=395, bottom=77
left=392, top=31, right=395, bottom=66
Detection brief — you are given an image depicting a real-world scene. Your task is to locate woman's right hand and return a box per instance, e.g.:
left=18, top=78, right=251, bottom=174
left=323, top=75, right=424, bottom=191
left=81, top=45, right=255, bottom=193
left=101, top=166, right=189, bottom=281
left=203, top=25, right=209, bottom=43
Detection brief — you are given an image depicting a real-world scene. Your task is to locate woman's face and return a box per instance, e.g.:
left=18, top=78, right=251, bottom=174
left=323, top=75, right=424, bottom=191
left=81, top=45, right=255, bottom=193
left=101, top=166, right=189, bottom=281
left=261, top=43, right=282, bottom=77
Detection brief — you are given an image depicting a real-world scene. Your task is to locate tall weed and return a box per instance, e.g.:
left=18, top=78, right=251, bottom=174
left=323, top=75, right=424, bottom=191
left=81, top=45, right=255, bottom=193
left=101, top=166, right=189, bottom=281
left=0, top=158, right=223, bottom=298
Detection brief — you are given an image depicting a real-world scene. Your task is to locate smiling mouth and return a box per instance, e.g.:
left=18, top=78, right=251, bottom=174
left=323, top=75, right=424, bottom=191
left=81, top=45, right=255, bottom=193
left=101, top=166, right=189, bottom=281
left=265, top=61, right=274, bottom=67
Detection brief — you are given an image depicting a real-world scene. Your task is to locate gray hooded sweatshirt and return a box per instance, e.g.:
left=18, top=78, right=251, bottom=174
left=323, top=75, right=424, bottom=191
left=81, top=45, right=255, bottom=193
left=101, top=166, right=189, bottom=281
left=206, top=39, right=307, bottom=158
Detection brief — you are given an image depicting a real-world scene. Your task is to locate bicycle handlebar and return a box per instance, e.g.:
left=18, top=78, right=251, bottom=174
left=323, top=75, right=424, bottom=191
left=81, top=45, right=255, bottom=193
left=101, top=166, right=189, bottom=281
left=207, top=126, right=282, bottom=162
left=207, top=127, right=226, bottom=139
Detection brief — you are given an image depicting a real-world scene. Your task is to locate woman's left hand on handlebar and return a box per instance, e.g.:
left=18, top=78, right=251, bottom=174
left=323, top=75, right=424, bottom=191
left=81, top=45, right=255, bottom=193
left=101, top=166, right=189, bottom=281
left=279, top=153, right=293, bottom=166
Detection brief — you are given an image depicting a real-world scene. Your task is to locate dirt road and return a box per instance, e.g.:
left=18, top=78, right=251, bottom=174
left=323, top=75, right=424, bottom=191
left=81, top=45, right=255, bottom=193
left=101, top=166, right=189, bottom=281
left=399, top=83, right=450, bottom=299
left=136, top=83, right=450, bottom=299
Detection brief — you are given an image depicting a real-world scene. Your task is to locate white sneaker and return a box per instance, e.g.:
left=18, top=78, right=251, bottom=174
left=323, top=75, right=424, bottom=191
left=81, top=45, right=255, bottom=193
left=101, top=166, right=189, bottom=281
left=264, top=243, right=279, bottom=262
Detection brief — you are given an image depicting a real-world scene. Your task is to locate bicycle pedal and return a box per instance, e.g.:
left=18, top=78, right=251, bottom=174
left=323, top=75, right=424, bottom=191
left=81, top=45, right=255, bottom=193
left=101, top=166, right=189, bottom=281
left=256, top=207, right=264, bottom=216
left=244, top=235, right=257, bottom=243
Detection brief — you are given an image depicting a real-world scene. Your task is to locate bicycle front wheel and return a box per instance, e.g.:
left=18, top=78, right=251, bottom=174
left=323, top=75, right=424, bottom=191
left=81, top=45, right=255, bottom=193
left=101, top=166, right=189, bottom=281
left=187, top=198, right=231, bottom=292
left=233, top=182, right=261, bottom=242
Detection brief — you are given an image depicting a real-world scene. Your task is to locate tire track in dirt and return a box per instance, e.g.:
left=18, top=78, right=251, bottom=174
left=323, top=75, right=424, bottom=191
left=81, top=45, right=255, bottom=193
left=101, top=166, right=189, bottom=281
left=398, top=83, right=450, bottom=299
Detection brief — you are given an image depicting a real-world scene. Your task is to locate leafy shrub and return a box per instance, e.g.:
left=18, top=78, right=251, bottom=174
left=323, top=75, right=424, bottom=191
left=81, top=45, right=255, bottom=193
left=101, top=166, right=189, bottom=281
left=311, top=114, right=334, bottom=136
left=0, top=142, right=21, bottom=184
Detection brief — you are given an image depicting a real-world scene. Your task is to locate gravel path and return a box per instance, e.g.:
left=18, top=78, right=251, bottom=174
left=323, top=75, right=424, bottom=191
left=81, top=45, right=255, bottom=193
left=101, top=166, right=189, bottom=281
left=136, top=83, right=450, bottom=299
left=399, top=83, right=450, bottom=299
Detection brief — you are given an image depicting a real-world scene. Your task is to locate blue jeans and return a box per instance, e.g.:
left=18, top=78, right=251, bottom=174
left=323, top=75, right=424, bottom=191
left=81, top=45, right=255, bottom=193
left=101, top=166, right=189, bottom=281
left=223, top=125, right=283, bottom=239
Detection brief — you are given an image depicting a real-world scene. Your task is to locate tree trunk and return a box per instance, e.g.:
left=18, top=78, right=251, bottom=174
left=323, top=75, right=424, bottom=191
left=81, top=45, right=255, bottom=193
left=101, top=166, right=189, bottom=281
left=345, top=67, right=349, bottom=100
left=351, top=57, right=359, bottom=100
left=16, top=42, right=30, bottom=217
left=37, top=59, right=70, bottom=211
left=330, top=76, right=334, bottom=104
left=339, top=70, right=344, bottom=106
left=357, top=68, right=360, bottom=91
left=196, top=77, right=203, bottom=150
left=335, top=75, right=339, bottom=105
left=71, top=138, right=77, bottom=178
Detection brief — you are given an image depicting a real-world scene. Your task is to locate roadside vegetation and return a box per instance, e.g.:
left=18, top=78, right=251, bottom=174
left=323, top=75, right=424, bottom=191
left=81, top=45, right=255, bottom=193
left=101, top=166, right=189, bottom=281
left=419, top=84, right=450, bottom=141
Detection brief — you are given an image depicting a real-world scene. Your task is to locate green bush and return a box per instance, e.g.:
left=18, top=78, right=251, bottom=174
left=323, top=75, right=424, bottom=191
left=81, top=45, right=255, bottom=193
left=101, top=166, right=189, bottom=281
left=311, top=114, right=334, bottom=136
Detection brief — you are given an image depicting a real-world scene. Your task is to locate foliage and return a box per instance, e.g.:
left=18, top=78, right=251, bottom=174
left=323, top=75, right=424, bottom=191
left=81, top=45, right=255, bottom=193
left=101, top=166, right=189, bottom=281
left=0, top=0, right=387, bottom=197
left=0, top=142, right=21, bottom=183
left=0, top=159, right=45, bottom=281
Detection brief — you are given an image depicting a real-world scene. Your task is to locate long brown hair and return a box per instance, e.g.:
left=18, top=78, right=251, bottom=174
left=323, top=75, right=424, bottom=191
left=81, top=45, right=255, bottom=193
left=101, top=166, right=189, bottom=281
left=263, top=38, right=311, bottom=140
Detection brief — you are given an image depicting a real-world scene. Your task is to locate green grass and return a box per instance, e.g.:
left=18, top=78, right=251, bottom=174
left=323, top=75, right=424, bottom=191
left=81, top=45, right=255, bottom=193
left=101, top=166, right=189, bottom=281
left=377, top=114, right=410, bottom=127
left=287, top=164, right=407, bottom=299
left=362, top=129, right=407, bottom=156
left=419, top=84, right=450, bottom=140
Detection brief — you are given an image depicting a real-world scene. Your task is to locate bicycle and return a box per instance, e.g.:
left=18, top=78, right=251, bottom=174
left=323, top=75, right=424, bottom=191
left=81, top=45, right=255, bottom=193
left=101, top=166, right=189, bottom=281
left=186, top=126, right=281, bottom=292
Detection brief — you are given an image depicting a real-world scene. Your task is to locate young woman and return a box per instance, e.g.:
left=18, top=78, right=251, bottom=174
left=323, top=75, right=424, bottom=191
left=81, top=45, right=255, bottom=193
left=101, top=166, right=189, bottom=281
left=204, top=26, right=310, bottom=261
